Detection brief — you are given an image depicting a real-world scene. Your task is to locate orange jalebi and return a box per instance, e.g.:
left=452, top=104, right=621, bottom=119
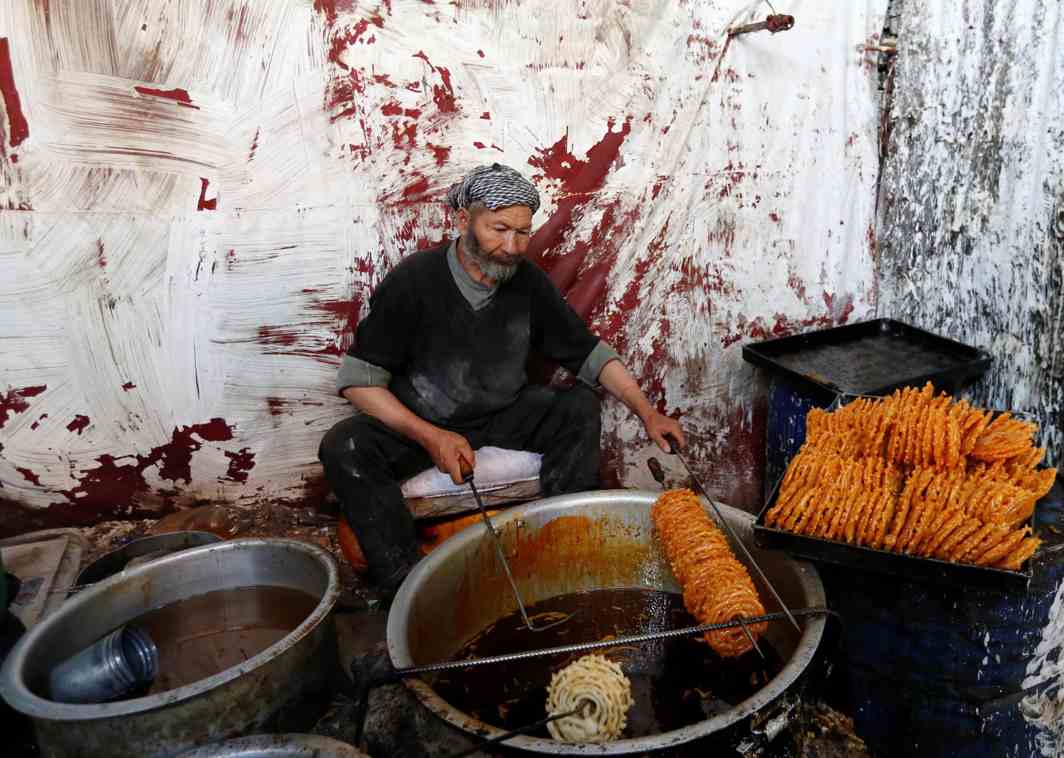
left=651, top=489, right=766, bottom=657
left=763, top=382, right=1053, bottom=572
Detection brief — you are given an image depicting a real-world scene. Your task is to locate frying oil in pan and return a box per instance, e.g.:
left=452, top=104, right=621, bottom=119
left=430, top=588, right=783, bottom=738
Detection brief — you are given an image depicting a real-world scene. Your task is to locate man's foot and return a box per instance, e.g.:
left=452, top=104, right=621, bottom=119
left=350, top=641, right=397, bottom=688
left=368, top=562, right=414, bottom=610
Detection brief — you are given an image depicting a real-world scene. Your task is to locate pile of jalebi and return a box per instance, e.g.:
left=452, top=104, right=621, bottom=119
left=764, top=382, right=1055, bottom=570
left=652, top=489, right=766, bottom=657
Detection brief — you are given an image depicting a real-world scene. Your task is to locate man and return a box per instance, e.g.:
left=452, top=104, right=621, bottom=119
left=320, top=163, right=684, bottom=596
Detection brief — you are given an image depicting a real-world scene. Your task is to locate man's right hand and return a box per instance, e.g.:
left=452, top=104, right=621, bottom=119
left=342, top=388, right=476, bottom=485
left=421, top=428, right=476, bottom=485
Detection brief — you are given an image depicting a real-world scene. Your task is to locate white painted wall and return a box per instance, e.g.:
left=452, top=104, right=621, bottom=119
left=0, top=0, right=887, bottom=530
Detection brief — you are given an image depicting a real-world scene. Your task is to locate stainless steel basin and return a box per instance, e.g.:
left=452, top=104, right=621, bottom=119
left=0, top=538, right=340, bottom=758
left=387, top=490, right=826, bottom=754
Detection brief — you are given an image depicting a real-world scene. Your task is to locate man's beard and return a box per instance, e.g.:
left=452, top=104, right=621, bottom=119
left=464, top=232, right=519, bottom=284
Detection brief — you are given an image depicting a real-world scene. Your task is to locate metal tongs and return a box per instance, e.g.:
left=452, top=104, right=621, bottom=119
left=460, top=460, right=570, bottom=633
left=650, top=433, right=803, bottom=646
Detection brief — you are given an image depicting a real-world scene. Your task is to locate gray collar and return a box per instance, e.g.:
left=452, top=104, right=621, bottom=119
left=446, top=238, right=498, bottom=311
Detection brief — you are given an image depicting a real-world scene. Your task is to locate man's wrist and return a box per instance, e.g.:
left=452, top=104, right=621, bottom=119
left=634, top=401, right=657, bottom=424
left=410, top=421, right=440, bottom=450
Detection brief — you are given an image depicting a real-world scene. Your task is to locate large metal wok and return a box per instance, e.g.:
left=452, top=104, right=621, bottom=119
left=387, top=489, right=826, bottom=754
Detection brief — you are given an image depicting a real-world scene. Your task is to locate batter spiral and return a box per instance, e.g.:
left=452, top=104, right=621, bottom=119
left=545, top=654, right=634, bottom=743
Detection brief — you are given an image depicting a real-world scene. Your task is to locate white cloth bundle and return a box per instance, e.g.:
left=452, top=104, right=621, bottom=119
left=400, top=446, right=541, bottom=499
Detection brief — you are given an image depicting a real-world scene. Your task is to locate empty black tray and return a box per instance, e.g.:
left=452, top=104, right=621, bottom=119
left=742, top=318, right=992, bottom=397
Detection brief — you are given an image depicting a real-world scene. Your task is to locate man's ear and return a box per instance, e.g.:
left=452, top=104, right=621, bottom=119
left=456, top=208, right=471, bottom=235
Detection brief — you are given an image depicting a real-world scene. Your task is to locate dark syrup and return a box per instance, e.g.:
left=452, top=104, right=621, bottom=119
left=430, top=588, right=783, bottom=738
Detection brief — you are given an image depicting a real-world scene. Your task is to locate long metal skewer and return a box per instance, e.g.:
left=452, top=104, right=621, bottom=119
left=462, top=466, right=570, bottom=633
left=448, top=706, right=583, bottom=758
left=393, top=607, right=829, bottom=677
left=736, top=617, right=765, bottom=660
left=660, top=436, right=803, bottom=634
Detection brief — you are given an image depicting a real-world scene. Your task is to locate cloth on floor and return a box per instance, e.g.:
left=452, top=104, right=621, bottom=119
left=0, top=537, right=68, bottom=629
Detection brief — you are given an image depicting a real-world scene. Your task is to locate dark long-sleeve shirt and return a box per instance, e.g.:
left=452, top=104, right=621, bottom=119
left=336, top=240, right=618, bottom=426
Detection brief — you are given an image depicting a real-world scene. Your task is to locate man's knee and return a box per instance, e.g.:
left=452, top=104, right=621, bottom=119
left=318, top=415, right=388, bottom=475
left=538, top=386, right=601, bottom=495
left=319, top=416, right=357, bottom=468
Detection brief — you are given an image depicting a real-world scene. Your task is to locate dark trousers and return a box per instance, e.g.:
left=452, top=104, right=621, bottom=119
left=318, top=385, right=601, bottom=585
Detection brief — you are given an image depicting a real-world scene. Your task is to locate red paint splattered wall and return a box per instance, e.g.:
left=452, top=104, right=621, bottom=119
left=0, top=0, right=886, bottom=534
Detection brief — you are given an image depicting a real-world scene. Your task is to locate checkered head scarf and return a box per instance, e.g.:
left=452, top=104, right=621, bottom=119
left=446, top=163, right=540, bottom=214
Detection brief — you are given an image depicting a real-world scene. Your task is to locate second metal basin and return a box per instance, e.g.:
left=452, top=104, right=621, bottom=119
left=0, top=538, right=340, bottom=758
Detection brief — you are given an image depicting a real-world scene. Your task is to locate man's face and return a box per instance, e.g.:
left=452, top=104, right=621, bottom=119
left=458, top=204, right=533, bottom=283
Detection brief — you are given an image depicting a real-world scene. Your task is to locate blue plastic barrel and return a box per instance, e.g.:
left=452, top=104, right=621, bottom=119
left=764, top=374, right=836, bottom=502
left=758, top=366, right=1063, bottom=757
left=821, top=483, right=1064, bottom=757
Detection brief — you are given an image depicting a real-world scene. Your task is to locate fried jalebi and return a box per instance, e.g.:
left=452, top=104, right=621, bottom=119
left=961, top=410, right=992, bottom=456
left=919, top=508, right=964, bottom=557
left=950, top=522, right=997, bottom=562
left=935, top=520, right=981, bottom=560
left=963, top=523, right=1010, bottom=563
left=946, top=403, right=963, bottom=470
left=769, top=382, right=1053, bottom=572
left=868, top=489, right=895, bottom=549
left=957, top=523, right=1006, bottom=563
left=896, top=468, right=936, bottom=552
left=976, top=527, right=1030, bottom=566
left=652, top=489, right=766, bottom=657
left=998, top=536, right=1042, bottom=571
left=972, top=414, right=1037, bottom=461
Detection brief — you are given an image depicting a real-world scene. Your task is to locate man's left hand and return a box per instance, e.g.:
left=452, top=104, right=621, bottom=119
left=642, top=411, right=685, bottom=453
left=596, top=360, right=686, bottom=453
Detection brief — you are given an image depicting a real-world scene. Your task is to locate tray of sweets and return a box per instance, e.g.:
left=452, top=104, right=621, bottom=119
left=752, top=386, right=1055, bottom=590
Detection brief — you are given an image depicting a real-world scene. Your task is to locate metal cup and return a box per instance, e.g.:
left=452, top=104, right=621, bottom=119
left=48, top=624, right=158, bottom=703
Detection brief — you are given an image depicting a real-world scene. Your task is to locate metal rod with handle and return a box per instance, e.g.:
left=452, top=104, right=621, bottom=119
left=393, top=607, right=831, bottom=678
left=460, top=459, right=570, bottom=633
left=728, top=13, right=795, bottom=37
left=657, top=433, right=803, bottom=634
left=447, top=706, right=583, bottom=758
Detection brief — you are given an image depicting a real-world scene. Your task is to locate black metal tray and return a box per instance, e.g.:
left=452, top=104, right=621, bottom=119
left=742, top=318, right=992, bottom=397
left=753, top=483, right=1033, bottom=591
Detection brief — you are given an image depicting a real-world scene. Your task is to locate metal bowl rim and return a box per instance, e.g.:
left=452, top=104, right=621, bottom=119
left=75, top=530, right=224, bottom=585
left=174, top=732, right=367, bottom=757
left=0, top=538, right=340, bottom=721
left=387, top=489, right=826, bottom=755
